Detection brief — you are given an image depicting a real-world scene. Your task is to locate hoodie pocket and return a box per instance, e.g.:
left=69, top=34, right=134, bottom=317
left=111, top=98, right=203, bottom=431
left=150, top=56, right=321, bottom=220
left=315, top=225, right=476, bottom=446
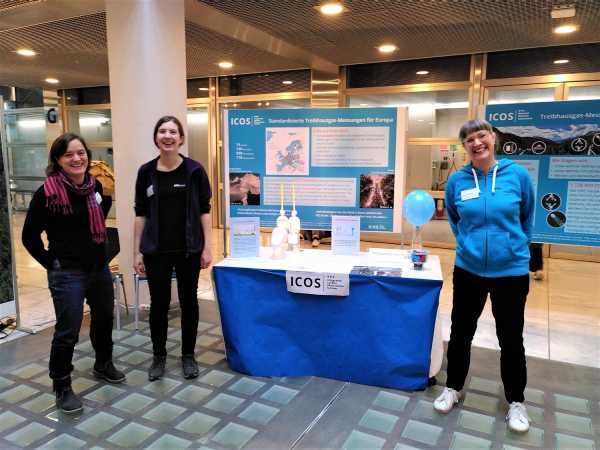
left=460, top=231, right=485, bottom=267
left=487, top=231, right=513, bottom=269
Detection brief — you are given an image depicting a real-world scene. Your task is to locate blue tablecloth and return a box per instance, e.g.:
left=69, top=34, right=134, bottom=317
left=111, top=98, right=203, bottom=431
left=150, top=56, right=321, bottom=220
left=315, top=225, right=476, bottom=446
left=213, top=266, right=442, bottom=390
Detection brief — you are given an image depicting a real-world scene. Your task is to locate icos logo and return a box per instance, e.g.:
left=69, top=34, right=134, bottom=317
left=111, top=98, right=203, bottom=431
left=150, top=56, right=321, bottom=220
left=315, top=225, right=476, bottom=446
left=230, top=115, right=264, bottom=126
left=488, top=112, right=515, bottom=121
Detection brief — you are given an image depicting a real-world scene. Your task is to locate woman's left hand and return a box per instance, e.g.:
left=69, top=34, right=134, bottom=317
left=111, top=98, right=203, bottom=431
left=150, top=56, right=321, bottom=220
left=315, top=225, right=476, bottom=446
left=201, top=247, right=212, bottom=269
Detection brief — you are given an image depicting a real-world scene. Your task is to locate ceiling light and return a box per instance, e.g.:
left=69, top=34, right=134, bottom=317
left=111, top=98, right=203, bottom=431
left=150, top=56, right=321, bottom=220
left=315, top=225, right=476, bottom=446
left=551, top=5, right=576, bottom=19
left=378, top=44, right=397, bottom=54
left=416, top=70, right=429, bottom=75
left=554, top=59, right=569, bottom=64
left=359, top=103, right=369, bottom=106
left=16, top=48, right=36, bottom=57
left=45, top=78, right=59, bottom=84
left=554, top=24, right=577, bottom=34
left=282, top=80, right=293, bottom=85
left=319, top=2, right=343, bottom=15
left=199, top=87, right=209, bottom=91
left=218, top=61, right=233, bottom=69
left=265, top=102, right=270, bottom=106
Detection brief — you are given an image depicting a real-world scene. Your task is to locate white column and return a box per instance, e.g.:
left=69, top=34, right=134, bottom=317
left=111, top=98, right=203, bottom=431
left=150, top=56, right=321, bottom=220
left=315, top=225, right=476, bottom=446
left=106, top=0, right=188, bottom=301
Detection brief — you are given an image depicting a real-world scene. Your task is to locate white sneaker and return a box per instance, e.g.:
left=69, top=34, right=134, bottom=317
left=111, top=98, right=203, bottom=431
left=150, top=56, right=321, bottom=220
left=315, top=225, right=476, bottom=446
left=433, top=387, right=461, bottom=413
left=506, top=402, right=530, bottom=433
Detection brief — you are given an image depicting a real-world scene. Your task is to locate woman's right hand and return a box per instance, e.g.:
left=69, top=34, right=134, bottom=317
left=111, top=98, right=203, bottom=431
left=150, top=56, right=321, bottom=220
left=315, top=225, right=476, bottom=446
left=133, top=253, right=145, bottom=276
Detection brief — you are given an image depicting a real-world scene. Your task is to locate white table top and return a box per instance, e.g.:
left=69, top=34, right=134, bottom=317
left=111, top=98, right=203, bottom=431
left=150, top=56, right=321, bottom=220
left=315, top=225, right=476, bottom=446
left=215, top=247, right=443, bottom=281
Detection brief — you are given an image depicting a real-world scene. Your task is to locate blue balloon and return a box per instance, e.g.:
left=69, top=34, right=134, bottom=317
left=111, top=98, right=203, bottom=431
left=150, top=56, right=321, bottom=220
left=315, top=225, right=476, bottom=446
left=404, top=190, right=435, bottom=226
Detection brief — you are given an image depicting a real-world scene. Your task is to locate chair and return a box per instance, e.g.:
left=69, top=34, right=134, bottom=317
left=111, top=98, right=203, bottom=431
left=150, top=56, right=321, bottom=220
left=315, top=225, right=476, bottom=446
left=106, top=227, right=129, bottom=329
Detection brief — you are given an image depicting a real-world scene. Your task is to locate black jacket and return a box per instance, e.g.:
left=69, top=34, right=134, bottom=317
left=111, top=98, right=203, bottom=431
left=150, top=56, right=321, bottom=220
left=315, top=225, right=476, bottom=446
left=22, top=180, right=112, bottom=271
left=135, top=155, right=211, bottom=255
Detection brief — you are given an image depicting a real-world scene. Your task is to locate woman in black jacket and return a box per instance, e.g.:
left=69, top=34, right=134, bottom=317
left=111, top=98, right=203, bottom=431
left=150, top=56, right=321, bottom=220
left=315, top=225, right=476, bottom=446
left=133, top=116, right=212, bottom=381
left=22, top=133, right=125, bottom=414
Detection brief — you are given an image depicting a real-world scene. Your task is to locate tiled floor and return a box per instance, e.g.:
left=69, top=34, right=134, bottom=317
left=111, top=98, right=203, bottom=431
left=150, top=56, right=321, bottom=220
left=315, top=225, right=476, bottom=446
left=0, top=302, right=598, bottom=450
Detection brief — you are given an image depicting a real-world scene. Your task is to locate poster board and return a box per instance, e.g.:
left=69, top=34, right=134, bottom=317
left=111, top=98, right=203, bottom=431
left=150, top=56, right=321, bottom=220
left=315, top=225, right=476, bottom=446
left=487, top=100, right=600, bottom=247
left=223, top=107, right=407, bottom=233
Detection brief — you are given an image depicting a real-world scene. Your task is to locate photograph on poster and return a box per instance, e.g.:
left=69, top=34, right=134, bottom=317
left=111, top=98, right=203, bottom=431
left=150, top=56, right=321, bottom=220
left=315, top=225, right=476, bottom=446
left=229, top=172, right=261, bottom=206
left=266, top=127, right=309, bottom=175
left=360, top=173, right=394, bottom=208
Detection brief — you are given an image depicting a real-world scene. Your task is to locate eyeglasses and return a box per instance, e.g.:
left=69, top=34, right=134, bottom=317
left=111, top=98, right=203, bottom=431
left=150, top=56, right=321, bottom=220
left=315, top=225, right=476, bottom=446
left=463, top=131, right=492, bottom=147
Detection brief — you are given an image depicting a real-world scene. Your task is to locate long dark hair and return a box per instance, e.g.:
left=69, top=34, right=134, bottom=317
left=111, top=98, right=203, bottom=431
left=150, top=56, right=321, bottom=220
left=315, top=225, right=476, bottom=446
left=153, top=115, right=185, bottom=147
left=46, top=133, right=92, bottom=176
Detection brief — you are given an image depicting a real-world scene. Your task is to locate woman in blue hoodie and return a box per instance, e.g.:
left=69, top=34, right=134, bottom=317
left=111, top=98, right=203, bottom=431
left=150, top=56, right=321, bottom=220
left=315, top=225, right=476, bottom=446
left=434, top=119, right=534, bottom=433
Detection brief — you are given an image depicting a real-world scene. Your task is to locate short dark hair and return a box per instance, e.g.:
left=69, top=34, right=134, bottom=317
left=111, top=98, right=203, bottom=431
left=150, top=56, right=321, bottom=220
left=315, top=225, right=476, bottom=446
left=46, top=133, right=92, bottom=176
left=458, top=119, right=494, bottom=142
left=153, top=115, right=185, bottom=147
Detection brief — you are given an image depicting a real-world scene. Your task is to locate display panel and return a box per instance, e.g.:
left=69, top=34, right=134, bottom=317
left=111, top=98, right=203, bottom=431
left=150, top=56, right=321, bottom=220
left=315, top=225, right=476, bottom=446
left=224, top=108, right=407, bottom=232
left=487, top=100, right=600, bottom=246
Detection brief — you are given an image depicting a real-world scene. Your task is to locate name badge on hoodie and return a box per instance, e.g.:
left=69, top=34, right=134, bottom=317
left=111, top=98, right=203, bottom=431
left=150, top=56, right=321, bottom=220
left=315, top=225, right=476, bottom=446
left=460, top=188, right=480, bottom=201
left=146, top=185, right=154, bottom=197
left=95, top=192, right=102, bottom=204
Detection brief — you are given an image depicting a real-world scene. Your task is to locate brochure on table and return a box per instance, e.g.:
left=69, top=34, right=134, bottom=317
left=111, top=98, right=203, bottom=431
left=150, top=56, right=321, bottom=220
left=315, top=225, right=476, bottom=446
left=487, top=100, right=600, bottom=247
left=229, top=217, right=260, bottom=258
left=331, top=215, right=360, bottom=255
left=223, top=107, right=407, bottom=233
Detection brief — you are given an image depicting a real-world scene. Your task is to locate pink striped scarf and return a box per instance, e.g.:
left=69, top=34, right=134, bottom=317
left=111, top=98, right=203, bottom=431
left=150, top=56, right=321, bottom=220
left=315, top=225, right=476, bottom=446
left=43, top=171, right=106, bottom=243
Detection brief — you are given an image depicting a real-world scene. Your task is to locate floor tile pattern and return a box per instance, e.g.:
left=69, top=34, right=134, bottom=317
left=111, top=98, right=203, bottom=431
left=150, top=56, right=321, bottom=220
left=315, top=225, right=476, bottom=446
left=0, top=303, right=597, bottom=450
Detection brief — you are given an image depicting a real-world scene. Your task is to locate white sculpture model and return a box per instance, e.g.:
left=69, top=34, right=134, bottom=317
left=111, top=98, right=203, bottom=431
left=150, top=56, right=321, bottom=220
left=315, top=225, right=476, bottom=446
left=288, top=184, right=301, bottom=252
left=271, top=184, right=289, bottom=259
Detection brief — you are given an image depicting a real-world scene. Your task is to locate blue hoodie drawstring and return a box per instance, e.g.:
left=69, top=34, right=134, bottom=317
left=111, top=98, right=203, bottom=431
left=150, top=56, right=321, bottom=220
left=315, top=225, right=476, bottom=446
left=491, top=164, right=498, bottom=193
left=472, top=164, right=499, bottom=194
left=471, top=168, right=480, bottom=192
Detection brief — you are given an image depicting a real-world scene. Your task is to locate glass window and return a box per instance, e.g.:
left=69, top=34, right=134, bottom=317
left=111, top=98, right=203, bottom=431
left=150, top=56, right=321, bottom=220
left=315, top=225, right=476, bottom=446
left=566, top=85, right=600, bottom=101
left=487, top=88, right=556, bottom=104
left=67, top=109, right=112, bottom=143
left=348, top=90, right=469, bottom=138
left=4, top=111, right=47, bottom=144
left=187, top=107, right=210, bottom=169
left=9, top=146, right=47, bottom=177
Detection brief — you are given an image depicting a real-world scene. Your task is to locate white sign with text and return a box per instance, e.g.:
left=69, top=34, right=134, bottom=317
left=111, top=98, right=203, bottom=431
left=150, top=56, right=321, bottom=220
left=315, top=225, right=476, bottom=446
left=285, top=271, right=349, bottom=296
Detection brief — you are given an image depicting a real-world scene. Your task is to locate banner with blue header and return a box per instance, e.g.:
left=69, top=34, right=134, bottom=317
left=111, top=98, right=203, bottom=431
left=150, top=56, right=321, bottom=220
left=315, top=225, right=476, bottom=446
left=223, top=108, right=407, bottom=232
left=487, top=100, right=600, bottom=247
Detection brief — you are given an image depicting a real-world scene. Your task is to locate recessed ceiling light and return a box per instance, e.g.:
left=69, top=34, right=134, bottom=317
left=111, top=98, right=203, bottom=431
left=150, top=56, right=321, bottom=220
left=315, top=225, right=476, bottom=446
left=359, top=103, right=369, bottom=106
left=319, top=2, right=343, bottom=15
left=199, top=87, right=209, bottom=91
left=554, top=24, right=577, bottom=34
left=16, top=48, right=36, bottom=57
left=378, top=44, right=397, bottom=54
left=554, top=59, right=569, bottom=64
left=416, top=70, right=429, bottom=75
left=218, top=61, right=233, bottom=69
left=265, top=102, right=270, bottom=106
left=45, top=78, right=59, bottom=84
left=282, top=80, right=293, bottom=85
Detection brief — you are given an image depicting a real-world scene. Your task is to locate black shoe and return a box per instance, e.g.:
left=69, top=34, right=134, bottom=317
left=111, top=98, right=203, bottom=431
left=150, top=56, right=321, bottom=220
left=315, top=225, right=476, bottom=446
left=55, top=386, right=83, bottom=414
left=182, top=354, right=199, bottom=379
left=93, top=361, right=126, bottom=384
left=149, top=355, right=166, bottom=381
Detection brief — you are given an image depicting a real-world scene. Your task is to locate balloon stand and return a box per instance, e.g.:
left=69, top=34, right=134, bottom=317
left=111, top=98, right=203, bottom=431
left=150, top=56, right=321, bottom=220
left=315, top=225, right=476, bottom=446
left=411, top=226, right=423, bottom=250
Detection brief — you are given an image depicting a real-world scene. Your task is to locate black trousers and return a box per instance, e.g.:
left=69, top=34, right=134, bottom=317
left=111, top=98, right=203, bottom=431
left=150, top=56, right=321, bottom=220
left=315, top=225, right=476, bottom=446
left=446, top=266, right=529, bottom=403
left=529, top=243, right=543, bottom=272
left=144, top=252, right=201, bottom=356
left=47, top=266, right=114, bottom=384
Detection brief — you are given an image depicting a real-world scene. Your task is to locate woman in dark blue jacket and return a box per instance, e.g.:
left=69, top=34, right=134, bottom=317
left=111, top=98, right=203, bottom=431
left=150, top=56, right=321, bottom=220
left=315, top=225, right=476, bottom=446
left=133, top=116, right=212, bottom=382
left=434, top=119, right=534, bottom=433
